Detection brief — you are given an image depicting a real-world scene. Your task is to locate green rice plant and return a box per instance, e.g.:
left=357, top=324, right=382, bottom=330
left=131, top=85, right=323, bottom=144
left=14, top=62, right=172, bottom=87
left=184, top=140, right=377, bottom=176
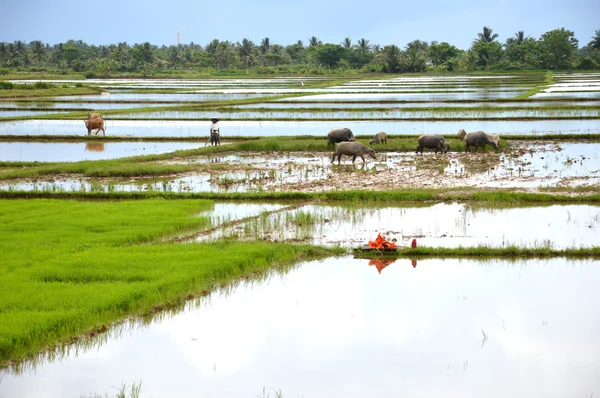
left=0, top=199, right=340, bottom=367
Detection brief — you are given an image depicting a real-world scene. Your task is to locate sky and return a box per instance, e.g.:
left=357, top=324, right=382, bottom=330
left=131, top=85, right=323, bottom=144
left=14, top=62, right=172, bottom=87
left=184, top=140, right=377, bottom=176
left=1, top=0, right=599, bottom=49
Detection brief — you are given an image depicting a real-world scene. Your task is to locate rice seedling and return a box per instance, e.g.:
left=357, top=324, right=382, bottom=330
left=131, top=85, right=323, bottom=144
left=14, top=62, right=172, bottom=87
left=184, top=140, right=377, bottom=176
left=0, top=198, right=340, bottom=367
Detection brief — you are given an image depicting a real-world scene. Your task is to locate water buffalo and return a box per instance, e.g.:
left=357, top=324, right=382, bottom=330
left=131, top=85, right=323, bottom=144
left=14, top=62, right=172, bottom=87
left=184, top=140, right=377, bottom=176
left=327, top=128, right=355, bottom=147
left=85, top=116, right=106, bottom=136
left=369, top=131, right=388, bottom=144
left=488, top=134, right=501, bottom=147
left=331, top=141, right=376, bottom=164
left=416, top=134, right=449, bottom=154
left=457, top=129, right=498, bottom=152
left=87, top=112, right=103, bottom=120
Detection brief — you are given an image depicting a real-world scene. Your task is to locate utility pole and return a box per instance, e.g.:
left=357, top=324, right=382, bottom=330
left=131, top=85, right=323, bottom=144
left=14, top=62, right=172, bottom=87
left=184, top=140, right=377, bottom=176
left=177, top=30, right=180, bottom=45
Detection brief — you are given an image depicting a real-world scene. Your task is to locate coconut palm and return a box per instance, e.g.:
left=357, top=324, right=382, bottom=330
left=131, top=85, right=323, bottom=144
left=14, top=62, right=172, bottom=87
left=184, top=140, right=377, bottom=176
left=206, top=39, right=220, bottom=55
left=506, top=31, right=529, bottom=46
left=215, top=41, right=237, bottom=69
left=308, top=36, right=322, bottom=47
left=30, top=40, right=47, bottom=64
left=0, top=43, right=8, bottom=66
left=342, top=37, right=352, bottom=48
left=238, top=38, right=255, bottom=68
left=260, top=37, right=271, bottom=54
left=356, top=38, right=371, bottom=55
left=476, top=26, right=499, bottom=43
left=590, top=29, right=600, bottom=50
left=296, top=40, right=304, bottom=47
left=379, top=45, right=402, bottom=73
left=168, top=45, right=181, bottom=68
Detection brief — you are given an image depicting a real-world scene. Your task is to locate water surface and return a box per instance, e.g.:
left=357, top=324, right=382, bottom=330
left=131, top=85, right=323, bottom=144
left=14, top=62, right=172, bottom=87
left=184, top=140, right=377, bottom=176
left=0, top=141, right=204, bottom=162
left=1, top=119, right=597, bottom=138
left=1, top=257, right=598, bottom=398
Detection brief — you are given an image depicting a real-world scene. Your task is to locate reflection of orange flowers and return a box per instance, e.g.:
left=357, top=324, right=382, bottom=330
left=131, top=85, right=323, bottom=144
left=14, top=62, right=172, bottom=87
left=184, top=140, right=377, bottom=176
left=368, top=259, right=397, bottom=274
left=368, top=233, right=397, bottom=249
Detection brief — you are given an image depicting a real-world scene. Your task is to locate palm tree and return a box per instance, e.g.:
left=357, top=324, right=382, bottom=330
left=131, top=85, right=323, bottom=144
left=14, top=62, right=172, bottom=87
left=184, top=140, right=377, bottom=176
left=476, top=26, right=499, bottom=43
left=506, top=31, right=528, bottom=46
left=206, top=39, right=220, bottom=55
left=215, top=41, right=237, bottom=69
left=342, top=37, right=352, bottom=48
left=379, top=45, right=402, bottom=73
left=296, top=40, right=304, bottom=47
left=168, top=45, right=181, bottom=68
left=260, top=37, right=271, bottom=54
left=590, top=29, right=600, bottom=50
left=0, top=43, right=8, bottom=66
left=308, top=36, right=322, bottom=47
left=356, top=38, right=371, bottom=55
left=30, top=40, right=47, bottom=64
left=238, top=38, right=255, bottom=68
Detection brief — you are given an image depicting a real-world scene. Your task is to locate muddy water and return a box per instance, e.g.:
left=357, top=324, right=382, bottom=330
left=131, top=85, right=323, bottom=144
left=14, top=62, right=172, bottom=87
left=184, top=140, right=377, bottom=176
left=1, top=257, right=598, bottom=398
left=200, top=203, right=600, bottom=249
left=2, top=119, right=598, bottom=138
left=1, top=143, right=599, bottom=191
left=0, top=141, right=205, bottom=162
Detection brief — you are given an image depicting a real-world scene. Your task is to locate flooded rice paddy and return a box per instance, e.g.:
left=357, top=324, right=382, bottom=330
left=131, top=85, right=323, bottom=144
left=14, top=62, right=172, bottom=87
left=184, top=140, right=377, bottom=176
left=112, top=108, right=600, bottom=120
left=0, top=141, right=204, bottom=162
left=2, top=119, right=598, bottom=138
left=2, top=256, right=599, bottom=397
left=43, top=92, right=281, bottom=102
left=0, top=101, right=175, bottom=110
left=236, top=100, right=600, bottom=109
left=194, top=202, right=600, bottom=249
left=2, top=142, right=599, bottom=192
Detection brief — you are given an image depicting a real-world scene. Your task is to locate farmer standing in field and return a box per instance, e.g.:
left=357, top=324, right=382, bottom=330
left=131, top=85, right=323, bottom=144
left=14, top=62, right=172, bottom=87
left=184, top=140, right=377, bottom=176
left=209, top=118, right=220, bottom=146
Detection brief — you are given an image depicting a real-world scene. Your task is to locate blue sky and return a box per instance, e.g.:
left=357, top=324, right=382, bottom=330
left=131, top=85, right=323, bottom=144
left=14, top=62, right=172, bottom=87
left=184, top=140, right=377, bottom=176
left=1, top=0, right=598, bottom=49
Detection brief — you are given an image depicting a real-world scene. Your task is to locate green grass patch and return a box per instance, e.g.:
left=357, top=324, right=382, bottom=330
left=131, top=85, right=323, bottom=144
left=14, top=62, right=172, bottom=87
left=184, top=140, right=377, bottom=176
left=1, top=189, right=599, bottom=203
left=0, top=198, right=341, bottom=366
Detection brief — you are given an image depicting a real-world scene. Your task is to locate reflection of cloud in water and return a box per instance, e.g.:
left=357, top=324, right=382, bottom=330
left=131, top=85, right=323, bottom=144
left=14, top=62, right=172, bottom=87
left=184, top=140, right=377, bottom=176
left=3, top=257, right=599, bottom=397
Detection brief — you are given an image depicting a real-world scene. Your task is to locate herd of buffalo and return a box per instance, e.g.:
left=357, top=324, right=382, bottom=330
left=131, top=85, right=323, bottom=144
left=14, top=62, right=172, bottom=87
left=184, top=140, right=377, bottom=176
left=327, top=127, right=500, bottom=164
left=83, top=114, right=500, bottom=165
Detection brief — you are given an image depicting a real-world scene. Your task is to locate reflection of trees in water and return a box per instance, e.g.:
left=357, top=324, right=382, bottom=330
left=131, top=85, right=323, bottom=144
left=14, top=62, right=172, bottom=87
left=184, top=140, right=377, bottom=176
left=84, top=142, right=106, bottom=152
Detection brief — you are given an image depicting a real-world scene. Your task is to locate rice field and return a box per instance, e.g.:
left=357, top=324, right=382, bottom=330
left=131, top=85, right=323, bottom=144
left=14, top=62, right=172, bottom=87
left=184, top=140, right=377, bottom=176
left=2, top=72, right=600, bottom=397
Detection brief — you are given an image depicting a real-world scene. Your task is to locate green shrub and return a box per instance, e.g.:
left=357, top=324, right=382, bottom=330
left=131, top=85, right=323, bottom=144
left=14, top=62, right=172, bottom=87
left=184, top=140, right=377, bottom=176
left=0, top=81, right=14, bottom=90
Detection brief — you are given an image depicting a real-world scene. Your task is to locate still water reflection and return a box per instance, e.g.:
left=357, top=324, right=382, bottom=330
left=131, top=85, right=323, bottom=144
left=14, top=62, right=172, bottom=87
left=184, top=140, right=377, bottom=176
left=1, top=257, right=598, bottom=398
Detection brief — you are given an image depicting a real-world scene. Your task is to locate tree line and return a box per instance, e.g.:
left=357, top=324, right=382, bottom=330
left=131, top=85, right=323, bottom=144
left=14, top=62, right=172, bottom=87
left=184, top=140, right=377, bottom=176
left=1, top=27, right=599, bottom=75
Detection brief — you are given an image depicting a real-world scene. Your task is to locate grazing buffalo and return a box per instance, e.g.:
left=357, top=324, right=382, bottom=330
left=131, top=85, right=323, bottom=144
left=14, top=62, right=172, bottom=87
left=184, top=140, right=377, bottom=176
left=457, top=129, right=498, bottom=152
left=85, top=114, right=106, bottom=136
left=327, top=128, right=355, bottom=147
left=416, top=134, right=449, bottom=154
left=331, top=141, right=376, bottom=164
left=369, top=131, right=388, bottom=144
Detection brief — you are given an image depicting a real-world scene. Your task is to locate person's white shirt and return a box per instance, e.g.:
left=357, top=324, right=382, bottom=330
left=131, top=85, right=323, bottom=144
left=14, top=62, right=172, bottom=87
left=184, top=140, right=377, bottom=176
left=210, top=122, right=219, bottom=133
